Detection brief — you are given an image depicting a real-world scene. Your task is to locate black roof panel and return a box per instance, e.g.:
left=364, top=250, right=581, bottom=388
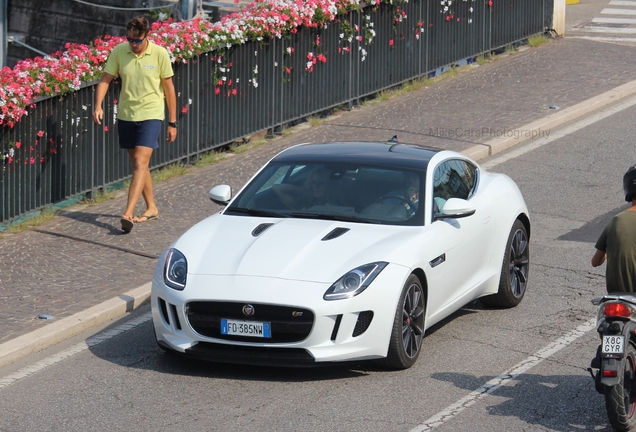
left=273, top=142, right=440, bottom=170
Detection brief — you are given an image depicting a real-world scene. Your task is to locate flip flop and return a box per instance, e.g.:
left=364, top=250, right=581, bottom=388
left=135, top=214, right=159, bottom=223
left=120, top=216, right=134, bottom=233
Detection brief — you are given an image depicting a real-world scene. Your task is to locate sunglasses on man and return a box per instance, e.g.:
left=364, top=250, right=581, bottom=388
left=127, top=36, right=146, bottom=45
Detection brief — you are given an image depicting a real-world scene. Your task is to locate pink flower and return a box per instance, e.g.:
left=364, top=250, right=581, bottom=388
left=232, top=89, right=237, bottom=96
left=30, top=157, right=35, bottom=164
left=8, top=156, right=13, bottom=164
left=37, top=130, right=44, bottom=137
left=215, top=87, right=221, bottom=95
left=182, top=105, right=188, bottom=114
left=15, top=141, right=21, bottom=149
left=389, top=39, right=394, bottom=46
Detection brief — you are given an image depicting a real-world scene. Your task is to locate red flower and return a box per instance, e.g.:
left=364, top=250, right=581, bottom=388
left=40, top=157, right=45, bottom=164
left=15, top=141, right=21, bottom=149
left=182, top=105, right=188, bottom=114
left=215, top=87, right=221, bottom=95
left=218, top=80, right=223, bottom=86
left=113, top=99, right=118, bottom=105
left=228, top=79, right=233, bottom=86
left=30, top=146, right=34, bottom=152
left=8, top=156, right=12, bottom=164
left=104, top=126, right=109, bottom=132
left=285, top=67, right=292, bottom=74
left=30, top=157, right=35, bottom=165
left=389, top=39, right=394, bottom=46
left=37, top=130, right=44, bottom=137
left=232, top=89, right=237, bottom=96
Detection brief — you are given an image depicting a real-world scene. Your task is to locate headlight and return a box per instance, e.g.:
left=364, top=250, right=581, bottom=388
left=164, top=248, right=187, bottom=290
left=324, top=262, right=388, bottom=301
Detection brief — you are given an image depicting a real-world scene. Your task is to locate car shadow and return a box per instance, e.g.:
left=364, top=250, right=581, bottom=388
left=430, top=371, right=612, bottom=430
left=86, top=301, right=484, bottom=381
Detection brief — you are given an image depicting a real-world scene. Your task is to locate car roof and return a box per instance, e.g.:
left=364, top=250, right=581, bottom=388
left=272, top=142, right=440, bottom=170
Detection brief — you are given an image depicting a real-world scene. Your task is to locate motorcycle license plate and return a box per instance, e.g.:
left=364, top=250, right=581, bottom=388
left=602, top=336, right=624, bottom=354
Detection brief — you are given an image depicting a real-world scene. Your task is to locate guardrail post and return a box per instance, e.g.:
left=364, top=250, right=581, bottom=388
left=552, top=0, right=565, bottom=36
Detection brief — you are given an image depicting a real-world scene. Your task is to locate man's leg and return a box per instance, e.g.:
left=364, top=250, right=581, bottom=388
left=124, top=146, right=156, bottom=220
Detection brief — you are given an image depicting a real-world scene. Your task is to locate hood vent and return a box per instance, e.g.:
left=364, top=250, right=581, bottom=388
left=321, top=227, right=350, bottom=241
left=252, top=223, right=274, bottom=237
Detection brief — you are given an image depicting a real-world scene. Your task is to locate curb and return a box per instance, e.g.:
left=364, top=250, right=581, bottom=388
left=4, top=79, right=636, bottom=370
left=464, top=79, right=636, bottom=161
left=0, top=283, right=151, bottom=369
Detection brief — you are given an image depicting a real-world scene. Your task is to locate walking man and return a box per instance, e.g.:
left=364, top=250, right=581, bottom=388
left=93, top=16, right=177, bottom=233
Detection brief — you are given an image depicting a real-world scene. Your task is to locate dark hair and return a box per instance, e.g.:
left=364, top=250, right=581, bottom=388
left=126, top=16, right=150, bottom=37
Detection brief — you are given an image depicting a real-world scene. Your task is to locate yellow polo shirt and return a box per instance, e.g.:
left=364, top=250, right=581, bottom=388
left=104, top=41, right=174, bottom=122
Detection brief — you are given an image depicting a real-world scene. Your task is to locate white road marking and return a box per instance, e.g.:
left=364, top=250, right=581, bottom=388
left=481, top=94, right=636, bottom=170
left=593, top=17, right=636, bottom=24
left=0, top=313, right=151, bottom=390
left=410, top=319, right=596, bottom=432
left=568, top=35, right=636, bottom=43
left=571, top=26, right=636, bottom=34
left=610, top=0, right=636, bottom=5
left=602, top=7, right=636, bottom=14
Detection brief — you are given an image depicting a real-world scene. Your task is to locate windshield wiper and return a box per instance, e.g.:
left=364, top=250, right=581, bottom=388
left=289, top=212, right=372, bottom=224
left=225, top=207, right=288, bottom=218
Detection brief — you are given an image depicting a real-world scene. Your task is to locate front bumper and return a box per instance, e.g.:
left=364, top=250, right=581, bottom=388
left=151, top=265, right=409, bottom=366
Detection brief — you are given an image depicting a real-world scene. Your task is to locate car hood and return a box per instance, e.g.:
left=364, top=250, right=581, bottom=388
left=174, top=214, right=416, bottom=283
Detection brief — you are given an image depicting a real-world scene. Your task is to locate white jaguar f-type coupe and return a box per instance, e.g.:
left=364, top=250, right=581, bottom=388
left=152, top=141, right=530, bottom=369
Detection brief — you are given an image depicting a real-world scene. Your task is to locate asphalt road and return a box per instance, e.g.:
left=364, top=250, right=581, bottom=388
left=1, top=91, right=635, bottom=431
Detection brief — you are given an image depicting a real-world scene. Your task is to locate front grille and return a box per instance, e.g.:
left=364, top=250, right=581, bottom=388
left=185, top=342, right=315, bottom=367
left=186, top=301, right=314, bottom=343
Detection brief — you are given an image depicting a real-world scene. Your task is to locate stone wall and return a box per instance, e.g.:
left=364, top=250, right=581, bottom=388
left=7, top=0, right=179, bottom=67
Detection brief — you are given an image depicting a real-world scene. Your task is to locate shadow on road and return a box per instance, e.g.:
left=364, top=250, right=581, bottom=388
left=431, top=371, right=612, bottom=431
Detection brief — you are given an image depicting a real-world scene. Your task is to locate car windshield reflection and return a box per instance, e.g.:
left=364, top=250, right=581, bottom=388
left=225, top=162, right=425, bottom=226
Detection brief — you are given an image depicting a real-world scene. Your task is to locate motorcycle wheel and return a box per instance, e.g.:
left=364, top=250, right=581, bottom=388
left=605, top=343, right=636, bottom=431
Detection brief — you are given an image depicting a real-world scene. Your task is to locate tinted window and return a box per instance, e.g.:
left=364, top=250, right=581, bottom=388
left=226, top=162, right=426, bottom=226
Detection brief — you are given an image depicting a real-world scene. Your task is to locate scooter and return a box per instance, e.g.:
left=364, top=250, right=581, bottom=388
left=589, top=293, right=636, bottom=431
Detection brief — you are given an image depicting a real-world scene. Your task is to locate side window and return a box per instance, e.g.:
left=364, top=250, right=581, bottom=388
left=432, top=159, right=478, bottom=213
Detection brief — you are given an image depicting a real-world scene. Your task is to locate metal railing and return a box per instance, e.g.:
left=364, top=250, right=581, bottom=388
left=0, top=0, right=553, bottom=223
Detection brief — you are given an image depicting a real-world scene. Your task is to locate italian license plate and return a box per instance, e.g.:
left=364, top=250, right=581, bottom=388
left=603, top=335, right=624, bottom=354
left=221, top=319, right=271, bottom=338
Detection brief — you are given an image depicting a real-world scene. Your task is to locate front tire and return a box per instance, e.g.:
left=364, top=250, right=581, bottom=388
left=381, top=275, right=425, bottom=370
left=605, top=343, right=636, bottom=431
left=481, top=219, right=529, bottom=308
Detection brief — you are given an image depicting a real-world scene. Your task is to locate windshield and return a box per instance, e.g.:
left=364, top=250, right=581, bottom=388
left=225, top=162, right=425, bottom=226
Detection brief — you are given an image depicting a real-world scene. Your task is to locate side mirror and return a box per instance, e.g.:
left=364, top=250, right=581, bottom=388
left=209, top=185, right=232, bottom=206
left=433, top=198, right=476, bottom=220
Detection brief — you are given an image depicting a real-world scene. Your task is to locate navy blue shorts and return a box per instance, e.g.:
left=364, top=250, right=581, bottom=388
left=117, top=120, right=161, bottom=150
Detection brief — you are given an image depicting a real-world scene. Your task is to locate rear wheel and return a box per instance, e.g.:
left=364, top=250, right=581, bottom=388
left=381, top=275, right=425, bottom=370
left=605, top=343, right=636, bottom=431
left=481, top=219, right=529, bottom=308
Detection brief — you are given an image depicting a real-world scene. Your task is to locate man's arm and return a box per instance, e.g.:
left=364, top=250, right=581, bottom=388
left=592, top=249, right=606, bottom=267
left=92, top=72, right=115, bottom=125
left=162, top=77, right=177, bottom=143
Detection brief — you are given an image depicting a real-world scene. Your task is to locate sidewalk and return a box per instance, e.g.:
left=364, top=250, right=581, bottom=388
left=2, top=37, right=636, bottom=367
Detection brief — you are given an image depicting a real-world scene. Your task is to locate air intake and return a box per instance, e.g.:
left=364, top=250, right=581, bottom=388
left=252, top=223, right=274, bottom=237
left=352, top=311, right=374, bottom=337
left=321, top=227, right=350, bottom=241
